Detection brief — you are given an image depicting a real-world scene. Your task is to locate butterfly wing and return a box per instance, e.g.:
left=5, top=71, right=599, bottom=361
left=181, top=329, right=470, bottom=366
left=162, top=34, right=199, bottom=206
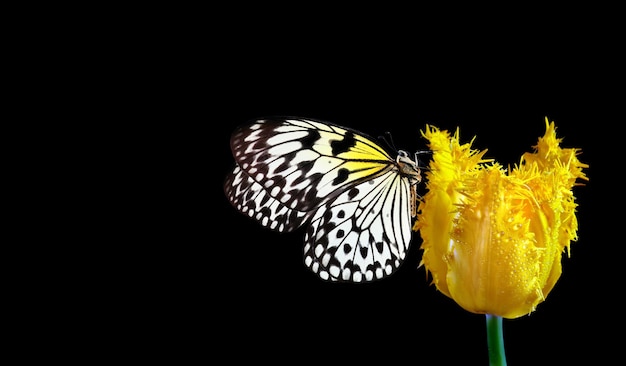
left=225, top=117, right=418, bottom=282
left=229, top=118, right=395, bottom=212
left=303, top=168, right=414, bottom=282
left=224, top=164, right=310, bottom=232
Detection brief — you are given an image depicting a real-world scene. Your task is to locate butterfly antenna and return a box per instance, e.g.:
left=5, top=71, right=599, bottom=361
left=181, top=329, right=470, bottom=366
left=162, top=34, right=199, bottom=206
left=378, top=131, right=398, bottom=153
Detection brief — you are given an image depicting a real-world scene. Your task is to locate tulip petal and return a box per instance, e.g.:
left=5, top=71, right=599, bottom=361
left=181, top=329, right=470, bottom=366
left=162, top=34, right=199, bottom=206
left=415, top=119, right=587, bottom=319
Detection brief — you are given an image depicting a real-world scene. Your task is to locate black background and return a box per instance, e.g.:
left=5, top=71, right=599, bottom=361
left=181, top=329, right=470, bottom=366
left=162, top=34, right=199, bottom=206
left=127, top=12, right=614, bottom=365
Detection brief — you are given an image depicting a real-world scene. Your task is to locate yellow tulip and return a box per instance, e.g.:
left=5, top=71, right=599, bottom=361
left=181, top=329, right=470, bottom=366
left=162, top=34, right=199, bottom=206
left=414, top=118, right=588, bottom=319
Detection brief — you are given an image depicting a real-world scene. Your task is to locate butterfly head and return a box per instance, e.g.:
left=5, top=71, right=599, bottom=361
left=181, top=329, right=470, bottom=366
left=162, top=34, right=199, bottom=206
left=396, top=150, right=422, bottom=186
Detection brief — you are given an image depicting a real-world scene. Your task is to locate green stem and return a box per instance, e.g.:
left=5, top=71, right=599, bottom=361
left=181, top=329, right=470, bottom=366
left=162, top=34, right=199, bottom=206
left=485, top=314, right=507, bottom=366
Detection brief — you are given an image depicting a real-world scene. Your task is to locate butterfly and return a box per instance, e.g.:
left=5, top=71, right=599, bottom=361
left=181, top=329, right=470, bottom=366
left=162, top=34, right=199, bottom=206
left=224, top=117, right=424, bottom=282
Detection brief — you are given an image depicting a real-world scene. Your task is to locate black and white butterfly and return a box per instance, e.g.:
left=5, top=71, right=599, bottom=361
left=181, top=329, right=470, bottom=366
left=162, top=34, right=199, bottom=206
left=224, top=117, right=424, bottom=282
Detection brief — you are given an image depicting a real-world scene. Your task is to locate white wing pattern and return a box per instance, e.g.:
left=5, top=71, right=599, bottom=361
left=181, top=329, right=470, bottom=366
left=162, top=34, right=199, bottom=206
left=224, top=117, right=422, bottom=282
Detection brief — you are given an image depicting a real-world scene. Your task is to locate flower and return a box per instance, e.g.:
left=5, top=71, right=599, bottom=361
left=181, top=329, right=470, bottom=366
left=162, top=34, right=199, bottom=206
left=414, top=118, right=588, bottom=319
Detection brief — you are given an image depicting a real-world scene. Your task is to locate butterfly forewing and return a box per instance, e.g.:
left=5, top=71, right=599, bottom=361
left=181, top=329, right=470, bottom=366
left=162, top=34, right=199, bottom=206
left=225, top=117, right=422, bottom=282
left=230, top=118, right=394, bottom=212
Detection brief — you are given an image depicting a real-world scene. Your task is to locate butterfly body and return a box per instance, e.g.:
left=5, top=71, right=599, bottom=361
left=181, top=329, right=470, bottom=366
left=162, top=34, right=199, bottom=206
left=224, top=118, right=423, bottom=282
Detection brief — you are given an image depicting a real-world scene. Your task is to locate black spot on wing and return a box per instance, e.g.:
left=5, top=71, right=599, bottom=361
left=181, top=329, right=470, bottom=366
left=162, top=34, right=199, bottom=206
left=323, top=209, right=333, bottom=222
left=331, top=131, right=356, bottom=155
left=297, top=160, right=314, bottom=175
left=332, top=168, right=350, bottom=185
left=304, top=183, right=320, bottom=204
left=301, top=129, right=322, bottom=149
left=360, top=246, right=369, bottom=258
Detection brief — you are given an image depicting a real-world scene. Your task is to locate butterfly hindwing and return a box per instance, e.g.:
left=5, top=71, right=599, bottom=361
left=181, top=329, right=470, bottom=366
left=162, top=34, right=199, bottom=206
left=225, top=117, right=422, bottom=282
left=303, top=169, right=413, bottom=282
